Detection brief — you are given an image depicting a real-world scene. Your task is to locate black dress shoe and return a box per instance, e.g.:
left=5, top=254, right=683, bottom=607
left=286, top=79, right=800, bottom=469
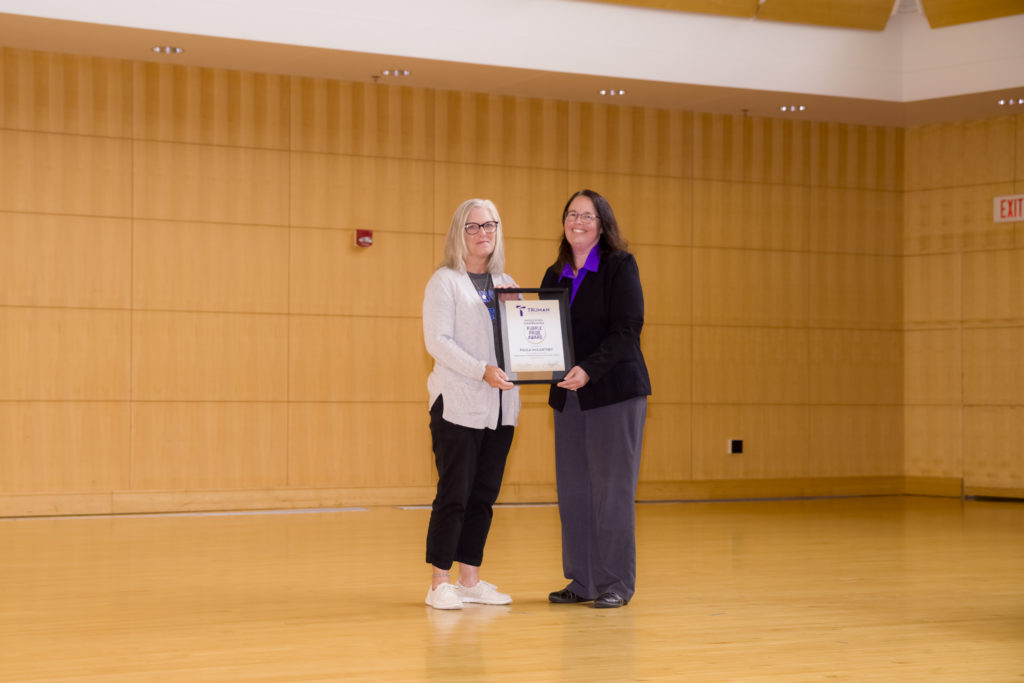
left=593, top=592, right=628, bottom=608
left=548, top=587, right=592, bottom=604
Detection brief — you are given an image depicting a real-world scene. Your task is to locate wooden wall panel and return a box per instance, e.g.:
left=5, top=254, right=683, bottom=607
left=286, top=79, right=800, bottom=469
left=905, top=117, right=1015, bottom=191
left=0, top=308, right=130, bottom=400
left=693, top=327, right=808, bottom=404
left=290, top=152, right=434, bottom=231
left=963, top=407, right=1024, bottom=489
left=503, top=236, right=563, bottom=290
left=503, top=404, right=557, bottom=486
left=567, top=173, right=691, bottom=247
left=1018, top=116, right=1024, bottom=181
left=0, top=130, right=131, bottom=216
left=639, top=403, right=693, bottom=481
left=693, top=114, right=812, bottom=185
left=962, top=328, right=1024, bottom=405
left=132, top=312, right=288, bottom=401
left=569, top=104, right=691, bottom=177
left=0, top=213, right=130, bottom=309
left=133, top=220, right=289, bottom=313
left=1, top=44, right=945, bottom=513
left=133, top=63, right=290, bottom=148
left=291, top=79, right=435, bottom=159
left=432, top=163, right=568, bottom=240
left=693, top=181, right=810, bottom=251
left=904, top=253, right=961, bottom=328
left=807, top=406, right=902, bottom=476
left=289, top=316, right=429, bottom=402
left=0, top=402, right=130, bottom=493
left=693, top=119, right=902, bottom=189
left=904, top=184, right=1016, bottom=255
left=132, top=402, right=288, bottom=490
left=436, top=92, right=568, bottom=170
left=691, top=405, right=809, bottom=479
left=901, top=116, right=1024, bottom=495
left=693, top=249, right=808, bottom=326
left=634, top=244, right=692, bottom=325
left=517, top=383, right=551, bottom=407
left=809, top=188, right=902, bottom=255
left=961, top=249, right=1024, bottom=325
left=809, top=122, right=903, bottom=191
left=904, top=330, right=962, bottom=405
left=288, top=402, right=433, bottom=488
left=904, top=406, right=962, bottom=478
left=809, top=254, right=901, bottom=329
left=642, top=324, right=693, bottom=404
left=0, top=48, right=131, bottom=137
left=133, top=141, right=289, bottom=225
left=808, top=330, right=902, bottom=405
left=290, top=228, right=432, bottom=317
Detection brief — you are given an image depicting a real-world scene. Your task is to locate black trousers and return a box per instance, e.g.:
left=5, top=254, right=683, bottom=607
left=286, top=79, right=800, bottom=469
left=425, top=395, right=514, bottom=570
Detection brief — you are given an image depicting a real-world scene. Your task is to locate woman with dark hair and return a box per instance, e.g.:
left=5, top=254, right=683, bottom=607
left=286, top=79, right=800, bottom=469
left=540, top=189, right=651, bottom=609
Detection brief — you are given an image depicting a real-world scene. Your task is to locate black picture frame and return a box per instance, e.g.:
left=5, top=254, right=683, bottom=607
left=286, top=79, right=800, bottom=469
left=495, top=287, right=575, bottom=385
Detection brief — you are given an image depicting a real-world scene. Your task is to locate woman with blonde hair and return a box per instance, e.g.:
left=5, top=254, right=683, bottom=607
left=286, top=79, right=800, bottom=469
left=421, top=198, right=521, bottom=610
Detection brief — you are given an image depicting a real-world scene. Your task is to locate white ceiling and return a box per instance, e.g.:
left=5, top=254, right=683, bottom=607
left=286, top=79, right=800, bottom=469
left=1, top=0, right=1023, bottom=127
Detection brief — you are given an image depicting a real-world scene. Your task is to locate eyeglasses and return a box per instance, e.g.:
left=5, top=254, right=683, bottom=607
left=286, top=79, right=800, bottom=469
left=566, top=211, right=598, bottom=224
left=465, top=221, right=499, bottom=235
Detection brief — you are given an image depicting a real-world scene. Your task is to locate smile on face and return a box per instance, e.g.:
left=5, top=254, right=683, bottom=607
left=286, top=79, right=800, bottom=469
left=563, top=195, right=601, bottom=255
left=465, top=206, right=497, bottom=266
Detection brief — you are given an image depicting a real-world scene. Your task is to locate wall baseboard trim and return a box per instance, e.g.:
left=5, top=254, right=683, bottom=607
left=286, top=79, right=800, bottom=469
left=903, top=477, right=964, bottom=497
left=637, top=477, right=908, bottom=501
left=2, top=476, right=989, bottom=518
left=964, top=485, right=1024, bottom=500
left=0, top=487, right=436, bottom=518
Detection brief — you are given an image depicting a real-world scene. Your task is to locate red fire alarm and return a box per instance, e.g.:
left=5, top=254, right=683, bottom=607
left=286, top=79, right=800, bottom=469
left=355, top=229, right=373, bottom=247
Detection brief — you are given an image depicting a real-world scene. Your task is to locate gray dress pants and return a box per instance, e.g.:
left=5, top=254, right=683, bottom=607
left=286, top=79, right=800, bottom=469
left=553, top=391, right=646, bottom=601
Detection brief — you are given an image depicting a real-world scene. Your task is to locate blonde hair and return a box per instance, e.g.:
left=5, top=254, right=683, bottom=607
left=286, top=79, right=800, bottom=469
left=440, top=198, right=506, bottom=275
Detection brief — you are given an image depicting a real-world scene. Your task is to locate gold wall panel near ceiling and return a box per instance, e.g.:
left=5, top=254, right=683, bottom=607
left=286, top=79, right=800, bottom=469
left=757, top=0, right=896, bottom=31
left=920, top=0, right=1024, bottom=28
left=584, top=0, right=758, bottom=17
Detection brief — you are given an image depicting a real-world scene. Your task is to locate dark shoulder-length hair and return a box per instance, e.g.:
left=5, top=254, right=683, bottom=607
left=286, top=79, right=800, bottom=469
left=556, top=189, right=628, bottom=271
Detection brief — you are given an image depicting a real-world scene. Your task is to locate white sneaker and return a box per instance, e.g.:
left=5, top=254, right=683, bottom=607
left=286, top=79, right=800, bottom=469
left=425, top=582, right=463, bottom=610
left=455, top=580, right=512, bottom=605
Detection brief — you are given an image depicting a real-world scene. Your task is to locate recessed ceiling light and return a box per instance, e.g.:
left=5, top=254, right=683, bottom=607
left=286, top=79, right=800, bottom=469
left=997, top=97, right=1023, bottom=106
left=599, top=89, right=626, bottom=97
left=779, top=105, right=807, bottom=112
left=152, top=46, right=184, bottom=55
left=382, top=69, right=410, bottom=77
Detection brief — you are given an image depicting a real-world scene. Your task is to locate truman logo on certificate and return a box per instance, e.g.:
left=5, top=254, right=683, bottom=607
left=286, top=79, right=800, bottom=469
left=496, top=288, right=574, bottom=384
left=504, top=300, right=565, bottom=372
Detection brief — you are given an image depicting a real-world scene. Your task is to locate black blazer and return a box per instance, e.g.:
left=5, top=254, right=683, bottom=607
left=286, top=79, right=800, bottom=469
left=541, top=249, right=652, bottom=412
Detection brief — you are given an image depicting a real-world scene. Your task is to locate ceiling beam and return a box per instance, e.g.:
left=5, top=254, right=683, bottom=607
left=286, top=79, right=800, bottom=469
left=920, top=0, right=1024, bottom=28
left=583, top=0, right=758, bottom=18
left=756, top=0, right=897, bottom=31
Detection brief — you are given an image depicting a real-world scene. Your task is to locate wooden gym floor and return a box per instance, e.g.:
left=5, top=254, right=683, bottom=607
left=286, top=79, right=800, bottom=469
left=1, top=496, right=1022, bottom=682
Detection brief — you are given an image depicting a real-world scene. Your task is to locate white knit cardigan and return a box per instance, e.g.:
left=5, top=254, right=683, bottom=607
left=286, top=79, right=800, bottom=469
left=422, top=267, right=521, bottom=429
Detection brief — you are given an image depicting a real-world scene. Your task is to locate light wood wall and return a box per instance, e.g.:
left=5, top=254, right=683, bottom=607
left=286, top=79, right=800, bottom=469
left=0, top=46, right=1016, bottom=516
left=904, top=115, right=1024, bottom=498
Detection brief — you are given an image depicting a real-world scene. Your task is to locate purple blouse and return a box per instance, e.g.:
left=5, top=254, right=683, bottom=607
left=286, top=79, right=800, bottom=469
left=559, top=245, right=601, bottom=304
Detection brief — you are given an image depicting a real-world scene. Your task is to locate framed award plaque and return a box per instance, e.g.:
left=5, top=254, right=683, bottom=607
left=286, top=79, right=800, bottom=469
left=495, top=288, right=575, bottom=385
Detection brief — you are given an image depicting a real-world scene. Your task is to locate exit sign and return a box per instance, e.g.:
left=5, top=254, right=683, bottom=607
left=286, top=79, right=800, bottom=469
left=994, top=194, right=1024, bottom=222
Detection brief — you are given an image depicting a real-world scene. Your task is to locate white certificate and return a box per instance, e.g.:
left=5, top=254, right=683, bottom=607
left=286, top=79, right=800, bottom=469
left=502, top=299, right=567, bottom=373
